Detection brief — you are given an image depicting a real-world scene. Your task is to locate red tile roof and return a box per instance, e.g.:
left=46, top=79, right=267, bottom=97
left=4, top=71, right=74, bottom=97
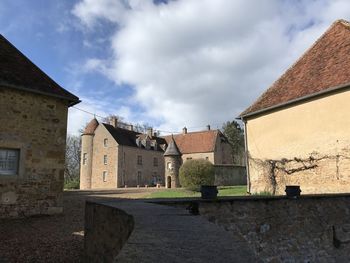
left=241, top=20, right=350, bottom=117
left=0, top=34, right=79, bottom=105
left=163, top=130, right=219, bottom=154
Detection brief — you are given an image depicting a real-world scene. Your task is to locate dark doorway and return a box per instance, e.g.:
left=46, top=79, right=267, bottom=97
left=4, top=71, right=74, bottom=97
left=167, top=176, right=171, bottom=188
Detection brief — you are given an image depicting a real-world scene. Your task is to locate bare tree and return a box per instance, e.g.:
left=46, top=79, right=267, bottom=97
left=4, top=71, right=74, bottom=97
left=64, top=135, right=81, bottom=183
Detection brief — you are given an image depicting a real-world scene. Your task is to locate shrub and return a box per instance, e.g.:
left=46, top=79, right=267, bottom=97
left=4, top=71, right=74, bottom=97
left=179, top=159, right=215, bottom=191
left=64, top=178, right=80, bottom=189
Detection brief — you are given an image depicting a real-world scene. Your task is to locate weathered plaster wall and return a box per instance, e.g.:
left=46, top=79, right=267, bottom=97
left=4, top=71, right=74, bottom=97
left=246, top=89, right=350, bottom=194
left=118, top=145, right=165, bottom=187
left=0, top=87, right=68, bottom=217
left=90, top=125, right=118, bottom=189
left=181, top=152, right=215, bottom=164
left=214, top=165, right=247, bottom=186
left=84, top=201, right=134, bottom=262
left=166, top=195, right=350, bottom=262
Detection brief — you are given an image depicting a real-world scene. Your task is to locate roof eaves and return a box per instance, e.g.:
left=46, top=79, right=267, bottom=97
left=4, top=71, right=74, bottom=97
left=1, top=82, right=80, bottom=106
left=240, top=82, right=350, bottom=120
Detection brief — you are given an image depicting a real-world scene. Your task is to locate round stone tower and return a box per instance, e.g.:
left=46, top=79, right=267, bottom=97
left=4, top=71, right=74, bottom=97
left=164, top=136, right=182, bottom=188
left=80, top=118, right=98, bottom=190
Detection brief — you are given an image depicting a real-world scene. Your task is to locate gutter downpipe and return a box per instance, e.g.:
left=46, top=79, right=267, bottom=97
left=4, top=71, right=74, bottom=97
left=241, top=117, right=251, bottom=194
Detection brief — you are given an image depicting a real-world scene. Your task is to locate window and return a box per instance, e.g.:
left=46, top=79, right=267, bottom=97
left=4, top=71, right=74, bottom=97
left=103, top=171, right=107, bottom=182
left=167, top=162, right=172, bottom=170
left=83, top=153, right=87, bottom=165
left=153, top=157, right=158, bottom=167
left=137, top=171, right=142, bottom=185
left=205, top=157, right=209, bottom=160
left=186, top=157, right=192, bottom=161
left=137, top=155, right=142, bottom=165
left=104, top=138, right=108, bottom=147
left=104, top=155, right=108, bottom=165
left=0, top=149, right=19, bottom=175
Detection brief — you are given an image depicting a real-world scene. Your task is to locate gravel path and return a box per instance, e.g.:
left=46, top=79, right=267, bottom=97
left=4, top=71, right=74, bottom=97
left=0, top=188, right=159, bottom=263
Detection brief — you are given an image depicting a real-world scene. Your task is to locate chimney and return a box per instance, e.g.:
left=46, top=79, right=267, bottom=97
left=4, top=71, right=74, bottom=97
left=153, top=131, right=158, bottom=137
left=128, top=124, right=133, bottom=131
left=207, top=125, right=211, bottom=131
left=109, top=116, right=118, bottom=128
left=183, top=127, right=187, bottom=134
left=147, top=128, right=153, bottom=137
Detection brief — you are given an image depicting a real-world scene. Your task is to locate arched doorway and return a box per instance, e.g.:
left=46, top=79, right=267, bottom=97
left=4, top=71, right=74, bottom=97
left=166, top=176, right=171, bottom=188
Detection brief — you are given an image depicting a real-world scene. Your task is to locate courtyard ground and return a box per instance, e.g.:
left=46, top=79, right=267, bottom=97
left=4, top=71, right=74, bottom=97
left=0, top=188, right=160, bottom=263
left=0, top=186, right=247, bottom=262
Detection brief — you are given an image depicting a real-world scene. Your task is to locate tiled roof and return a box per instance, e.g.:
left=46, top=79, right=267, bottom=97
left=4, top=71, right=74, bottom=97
left=0, top=34, right=79, bottom=105
left=103, top=123, right=166, bottom=151
left=83, top=118, right=99, bottom=135
left=241, top=19, right=350, bottom=117
left=163, top=130, right=219, bottom=154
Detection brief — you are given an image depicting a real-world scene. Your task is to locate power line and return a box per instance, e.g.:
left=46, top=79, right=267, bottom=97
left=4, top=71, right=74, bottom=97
left=70, top=106, right=181, bottom=134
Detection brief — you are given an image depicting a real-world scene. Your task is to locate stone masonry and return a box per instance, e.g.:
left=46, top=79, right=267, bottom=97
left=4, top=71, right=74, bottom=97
left=0, top=87, right=70, bottom=217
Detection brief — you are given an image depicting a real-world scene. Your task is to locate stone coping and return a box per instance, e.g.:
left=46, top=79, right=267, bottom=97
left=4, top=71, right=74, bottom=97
left=145, top=192, right=350, bottom=205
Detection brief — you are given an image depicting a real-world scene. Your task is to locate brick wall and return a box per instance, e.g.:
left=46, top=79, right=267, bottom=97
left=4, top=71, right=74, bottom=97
left=0, top=87, right=68, bottom=217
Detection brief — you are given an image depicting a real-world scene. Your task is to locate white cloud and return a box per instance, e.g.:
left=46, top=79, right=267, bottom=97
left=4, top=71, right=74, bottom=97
left=72, top=0, right=350, bottom=133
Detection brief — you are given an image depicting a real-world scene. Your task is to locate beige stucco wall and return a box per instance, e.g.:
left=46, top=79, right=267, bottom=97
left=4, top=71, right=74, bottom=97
left=182, top=152, right=215, bottom=164
left=117, top=145, right=165, bottom=187
left=0, top=87, right=68, bottom=217
left=181, top=137, right=233, bottom=165
left=246, top=89, right=350, bottom=194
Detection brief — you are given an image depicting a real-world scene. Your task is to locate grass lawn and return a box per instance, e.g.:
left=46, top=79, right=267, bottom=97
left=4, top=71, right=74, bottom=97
left=147, top=185, right=247, bottom=199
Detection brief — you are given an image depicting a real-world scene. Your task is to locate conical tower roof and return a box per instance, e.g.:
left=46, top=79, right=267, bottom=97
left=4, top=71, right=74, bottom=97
left=164, top=136, right=181, bottom=156
left=83, top=118, right=99, bottom=135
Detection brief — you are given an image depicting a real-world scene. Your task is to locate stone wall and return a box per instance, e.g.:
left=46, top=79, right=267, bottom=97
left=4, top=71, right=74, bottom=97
left=214, top=165, right=246, bottom=186
left=0, top=87, right=68, bottom=217
left=84, top=201, right=134, bottom=262
left=168, top=195, right=350, bottom=262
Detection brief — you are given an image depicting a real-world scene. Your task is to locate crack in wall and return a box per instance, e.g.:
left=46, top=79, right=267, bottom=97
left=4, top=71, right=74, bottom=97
left=249, top=150, right=350, bottom=195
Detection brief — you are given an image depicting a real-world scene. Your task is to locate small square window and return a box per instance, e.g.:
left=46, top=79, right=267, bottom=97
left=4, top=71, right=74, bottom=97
left=137, top=155, right=142, bottom=165
left=104, top=155, right=108, bottom=165
left=0, top=148, right=19, bottom=175
left=153, top=157, right=158, bottom=167
left=104, top=138, right=108, bottom=147
left=103, top=171, right=107, bottom=182
left=83, top=153, right=87, bottom=165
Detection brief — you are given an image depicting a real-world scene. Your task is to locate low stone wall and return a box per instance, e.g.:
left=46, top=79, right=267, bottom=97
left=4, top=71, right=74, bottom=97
left=84, top=201, right=134, bottom=262
left=158, top=194, right=350, bottom=262
left=214, top=165, right=246, bottom=186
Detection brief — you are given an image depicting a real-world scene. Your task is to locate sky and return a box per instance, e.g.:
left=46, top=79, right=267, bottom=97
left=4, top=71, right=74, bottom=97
left=1, top=0, right=350, bottom=135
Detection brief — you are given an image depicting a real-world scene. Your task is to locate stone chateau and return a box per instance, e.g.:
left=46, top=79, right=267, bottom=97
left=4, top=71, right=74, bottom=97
left=80, top=117, right=233, bottom=189
left=0, top=34, right=79, bottom=217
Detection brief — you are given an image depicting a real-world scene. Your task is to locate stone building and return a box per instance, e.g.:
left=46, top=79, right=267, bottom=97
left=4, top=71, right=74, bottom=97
left=80, top=117, right=166, bottom=189
left=80, top=119, right=234, bottom=189
left=164, top=136, right=182, bottom=188
left=163, top=126, right=233, bottom=165
left=0, top=34, right=80, bottom=217
left=240, top=20, right=350, bottom=195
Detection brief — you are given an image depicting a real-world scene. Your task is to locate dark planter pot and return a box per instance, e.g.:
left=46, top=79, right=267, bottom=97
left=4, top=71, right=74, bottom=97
left=285, top=185, right=301, bottom=198
left=200, top=185, right=218, bottom=199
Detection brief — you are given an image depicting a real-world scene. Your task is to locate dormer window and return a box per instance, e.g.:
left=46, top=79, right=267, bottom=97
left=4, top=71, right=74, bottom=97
left=146, top=140, right=150, bottom=150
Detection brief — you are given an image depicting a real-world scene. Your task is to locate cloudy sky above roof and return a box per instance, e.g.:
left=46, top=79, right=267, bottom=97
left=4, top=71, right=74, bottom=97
left=1, top=0, right=350, bottom=135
